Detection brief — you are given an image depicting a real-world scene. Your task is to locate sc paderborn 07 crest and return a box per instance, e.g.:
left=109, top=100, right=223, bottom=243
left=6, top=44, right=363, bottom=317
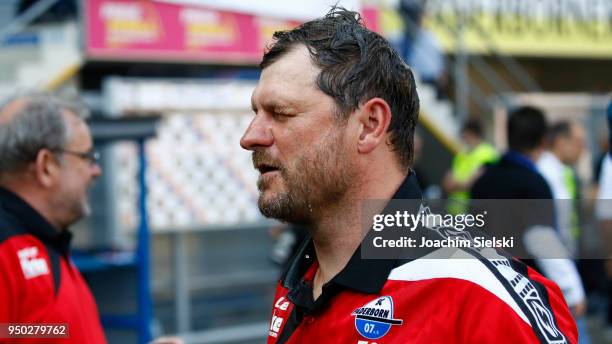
left=351, top=296, right=403, bottom=340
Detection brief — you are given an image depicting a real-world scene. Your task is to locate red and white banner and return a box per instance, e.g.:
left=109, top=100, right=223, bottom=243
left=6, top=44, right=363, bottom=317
left=85, top=0, right=379, bottom=64
left=155, top=0, right=361, bottom=21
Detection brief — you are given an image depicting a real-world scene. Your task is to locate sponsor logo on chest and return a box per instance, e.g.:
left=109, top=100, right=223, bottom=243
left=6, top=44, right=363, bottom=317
left=18, top=246, right=49, bottom=279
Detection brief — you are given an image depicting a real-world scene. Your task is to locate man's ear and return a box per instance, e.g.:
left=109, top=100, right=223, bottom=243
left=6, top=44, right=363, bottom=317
left=356, top=98, right=392, bottom=154
left=34, top=149, right=60, bottom=188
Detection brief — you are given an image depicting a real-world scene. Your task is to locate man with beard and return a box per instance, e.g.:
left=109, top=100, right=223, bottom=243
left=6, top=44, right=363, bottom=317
left=241, top=7, right=577, bottom=343
left=0, top=94, right=106, bottom=343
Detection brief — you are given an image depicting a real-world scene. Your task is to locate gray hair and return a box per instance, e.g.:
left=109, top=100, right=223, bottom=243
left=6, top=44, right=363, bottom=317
left=0, top=93, right=89, bottom=174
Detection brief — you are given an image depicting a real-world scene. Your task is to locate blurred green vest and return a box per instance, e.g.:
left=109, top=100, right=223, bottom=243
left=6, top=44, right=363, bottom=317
left=448, top=142, right=498, bottom=214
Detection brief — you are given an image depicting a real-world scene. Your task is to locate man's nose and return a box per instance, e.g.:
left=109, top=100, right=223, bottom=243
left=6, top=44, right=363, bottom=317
left=240, top=117, right=273, bottom=150
left=91, top=163, right=102, bottom=178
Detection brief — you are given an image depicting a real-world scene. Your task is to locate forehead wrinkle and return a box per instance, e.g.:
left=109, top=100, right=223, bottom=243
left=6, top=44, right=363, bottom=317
left=258, top=46, right=319, bottom=96
left=254, top=47, right=337, bottom=119
left=253, top=82, right=295, bottom=110
left=255, top=75, right=320, bottom=114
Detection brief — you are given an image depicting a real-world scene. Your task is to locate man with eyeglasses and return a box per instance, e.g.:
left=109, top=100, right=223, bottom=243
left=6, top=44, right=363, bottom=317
left=0, top=93, right=106, bottom=343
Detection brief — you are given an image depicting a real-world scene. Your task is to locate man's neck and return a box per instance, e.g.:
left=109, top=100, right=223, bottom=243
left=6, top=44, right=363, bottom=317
left=309, top=167, right=406, bottom=299
left=514, top=149, right=541, bottom=163
left=310, top=198, right=362, bottom=299
left=1, top=181, right=62, bottom=231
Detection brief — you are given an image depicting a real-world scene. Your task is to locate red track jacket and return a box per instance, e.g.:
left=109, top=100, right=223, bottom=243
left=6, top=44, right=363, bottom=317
left=267, top=174, right=577, bottom=343
left=0, top=188, right=107, bottom=343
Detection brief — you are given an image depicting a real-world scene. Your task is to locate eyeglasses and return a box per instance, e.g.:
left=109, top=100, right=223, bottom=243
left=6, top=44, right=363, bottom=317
left=54, top=149, right=100, bottom=165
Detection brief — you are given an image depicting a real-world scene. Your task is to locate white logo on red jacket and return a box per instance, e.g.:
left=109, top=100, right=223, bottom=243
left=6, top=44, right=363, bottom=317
left=269, top=296, right=292, bottom=338
left=269, top=315, right=283, bottom=337
left=274, top=296, right=290, bottom=311
left=18, top=246, right=49, bottom=279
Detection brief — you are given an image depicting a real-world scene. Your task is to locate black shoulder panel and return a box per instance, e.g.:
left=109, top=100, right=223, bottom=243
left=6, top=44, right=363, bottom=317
left=44, top=243, right=62, bottom=296
left=0, top=204, right=26, bottom=245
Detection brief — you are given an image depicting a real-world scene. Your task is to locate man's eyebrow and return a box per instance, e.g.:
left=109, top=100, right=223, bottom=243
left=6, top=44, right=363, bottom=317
left=261, top=101, right=297, bottom=112
left=251, top=97, right=299, bottom=114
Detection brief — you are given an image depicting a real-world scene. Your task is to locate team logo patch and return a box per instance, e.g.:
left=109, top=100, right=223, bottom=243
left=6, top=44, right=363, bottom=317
left=352, top=296, right=403, bottom=340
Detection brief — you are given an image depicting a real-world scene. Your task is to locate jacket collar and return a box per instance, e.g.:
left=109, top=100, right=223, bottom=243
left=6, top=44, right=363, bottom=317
left=0, top=187, right=72, bottom=256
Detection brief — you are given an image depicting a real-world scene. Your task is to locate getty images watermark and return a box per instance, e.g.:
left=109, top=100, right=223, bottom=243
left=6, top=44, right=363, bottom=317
left=370, top=209, right=514, bottom=249
left=362, top=198, right=612, bottom=260
left=358, top=199, right=529, bottom=260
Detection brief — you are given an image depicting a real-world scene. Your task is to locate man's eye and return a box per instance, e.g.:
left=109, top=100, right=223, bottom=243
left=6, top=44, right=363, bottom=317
left=272, top=112, right=290, bottom=120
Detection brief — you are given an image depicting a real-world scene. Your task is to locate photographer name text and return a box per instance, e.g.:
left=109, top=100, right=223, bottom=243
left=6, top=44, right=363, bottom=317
left=372, top=236, right=515, bottom=249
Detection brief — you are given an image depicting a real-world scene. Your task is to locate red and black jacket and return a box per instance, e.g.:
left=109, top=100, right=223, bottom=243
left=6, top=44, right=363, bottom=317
left=267, top=173, right=578, bottom=343
left=0, top=187, right=107, bottom=343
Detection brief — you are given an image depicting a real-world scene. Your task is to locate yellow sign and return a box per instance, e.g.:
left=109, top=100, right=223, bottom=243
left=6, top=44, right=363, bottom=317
left=424, top=0, right=612, bottom=58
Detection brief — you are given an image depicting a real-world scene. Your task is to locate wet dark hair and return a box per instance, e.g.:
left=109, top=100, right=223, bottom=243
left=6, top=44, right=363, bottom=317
left=507, top=106, right=548, bottom=153
left=260, top=6, right=420, bottom=169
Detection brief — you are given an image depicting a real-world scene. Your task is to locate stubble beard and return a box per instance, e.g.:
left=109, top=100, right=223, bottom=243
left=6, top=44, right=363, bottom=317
left=256, top=131, right=352, bottom=224
left=51, top=184, right=91, bottom=229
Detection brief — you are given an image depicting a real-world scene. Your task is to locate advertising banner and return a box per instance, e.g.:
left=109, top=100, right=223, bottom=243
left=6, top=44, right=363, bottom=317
left=156, top=0, right=361, bottom=21
left=425, top=0, right=612, bottom=58
left=85, top=0, right=300, bottom=63
left=85, top=0, right=379, bottom=64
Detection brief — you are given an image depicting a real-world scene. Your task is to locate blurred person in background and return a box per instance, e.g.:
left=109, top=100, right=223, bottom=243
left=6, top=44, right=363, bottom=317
left=412, top=130, right=438, bottom=198
left=241, top=7, right=577, bottom=343
left=400, top=0, right=448, bottom=99
left=398, top=0, right=424, bottom=64
left=595, top=100, right=612, bottom=335
left=0, top=93, right=106, bottom=343
left=537, top=121, right=591, bottom=343
left=443, top=118, right=498, bottom=214
left=471, top=106, right=587, bottom=321
left=537, top=121, right=586, bottom=255
left=594, top=129, right=610, bottom=191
